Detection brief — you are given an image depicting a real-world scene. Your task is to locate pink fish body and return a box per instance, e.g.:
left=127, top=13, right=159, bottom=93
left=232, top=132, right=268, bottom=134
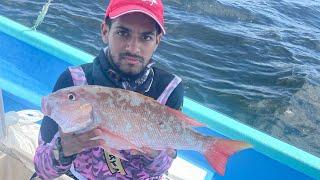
left=41, top=85, right=251, bottom=175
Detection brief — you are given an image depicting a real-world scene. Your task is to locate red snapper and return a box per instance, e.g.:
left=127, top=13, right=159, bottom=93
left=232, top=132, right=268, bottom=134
left=41, top=85, right=251, bottom=175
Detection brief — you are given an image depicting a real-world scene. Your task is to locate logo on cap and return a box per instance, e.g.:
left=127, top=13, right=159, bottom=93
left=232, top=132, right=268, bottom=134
left=142, top=0, right=158, bottom=6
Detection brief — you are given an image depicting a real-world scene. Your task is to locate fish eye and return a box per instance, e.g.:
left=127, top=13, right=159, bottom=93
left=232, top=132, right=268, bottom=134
left=68, top=92, right=76, bottom=101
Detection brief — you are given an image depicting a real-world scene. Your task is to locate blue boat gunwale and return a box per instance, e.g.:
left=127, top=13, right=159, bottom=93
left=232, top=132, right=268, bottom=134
left=0, top=15, right=319, bottom=178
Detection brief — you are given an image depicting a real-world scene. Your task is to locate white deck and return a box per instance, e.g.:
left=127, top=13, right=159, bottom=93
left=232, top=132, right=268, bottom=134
left=166, top=157, right=208, bottom=180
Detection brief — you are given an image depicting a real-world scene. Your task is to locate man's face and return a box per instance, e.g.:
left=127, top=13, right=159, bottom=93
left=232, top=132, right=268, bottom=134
left=102, top=12, right=162, bottom=76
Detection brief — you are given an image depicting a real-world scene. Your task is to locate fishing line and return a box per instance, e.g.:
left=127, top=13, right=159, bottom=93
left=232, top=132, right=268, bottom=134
left=31, top=0, right=53, bottom=30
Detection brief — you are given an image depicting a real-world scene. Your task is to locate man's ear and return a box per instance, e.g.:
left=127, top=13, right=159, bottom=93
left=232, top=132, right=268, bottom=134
left=154, top=33, right=162, bottom=51
left=101, top=22, right=109, bottom=44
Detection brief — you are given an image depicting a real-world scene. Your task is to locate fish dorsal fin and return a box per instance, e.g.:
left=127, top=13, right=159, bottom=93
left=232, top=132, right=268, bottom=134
left=167, top=108, right=205, bottom=127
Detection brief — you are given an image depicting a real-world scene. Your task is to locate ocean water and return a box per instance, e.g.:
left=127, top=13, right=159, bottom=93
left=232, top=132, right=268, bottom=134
left=0, top=0, right=319, bottom=157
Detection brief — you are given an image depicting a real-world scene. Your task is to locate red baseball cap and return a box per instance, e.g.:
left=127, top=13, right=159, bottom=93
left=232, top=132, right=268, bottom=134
left=105, top=0, right=165, bottom=34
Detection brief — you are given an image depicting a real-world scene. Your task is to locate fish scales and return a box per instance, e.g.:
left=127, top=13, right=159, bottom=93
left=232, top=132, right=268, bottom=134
left=100, top=92, right=195, bottom=149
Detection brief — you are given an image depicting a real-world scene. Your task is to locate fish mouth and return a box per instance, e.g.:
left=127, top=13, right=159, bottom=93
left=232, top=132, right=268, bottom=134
left=41, top=96, right=50, bottom=116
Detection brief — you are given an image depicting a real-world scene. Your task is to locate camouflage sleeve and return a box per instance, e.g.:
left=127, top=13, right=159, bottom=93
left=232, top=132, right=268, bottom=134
left=33, top=131, right=73, bottom=179
left=146, top=150, right=176, bottom=176
left=120, top=149, right=175, bottom=179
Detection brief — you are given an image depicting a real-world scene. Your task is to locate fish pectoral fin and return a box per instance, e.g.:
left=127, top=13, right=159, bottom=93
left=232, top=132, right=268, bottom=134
left=167, top=108, right=205, bottom=127
left=99, top=128, right=139, bottom=152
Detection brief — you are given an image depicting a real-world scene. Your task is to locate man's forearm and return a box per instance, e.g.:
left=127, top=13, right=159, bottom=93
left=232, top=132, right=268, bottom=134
left=33, top=133, right=73, bottom=179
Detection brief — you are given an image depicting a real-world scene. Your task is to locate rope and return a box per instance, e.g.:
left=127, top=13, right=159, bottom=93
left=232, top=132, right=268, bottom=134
left=31, top=0, right=53, bottom=30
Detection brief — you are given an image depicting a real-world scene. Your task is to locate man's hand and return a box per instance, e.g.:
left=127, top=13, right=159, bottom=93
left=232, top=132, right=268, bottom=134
left=59, top=128, right=105, bottom=156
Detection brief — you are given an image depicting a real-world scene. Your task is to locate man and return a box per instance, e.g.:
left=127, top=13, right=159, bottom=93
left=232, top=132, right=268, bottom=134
left=33, top=0, right=184, bottom=179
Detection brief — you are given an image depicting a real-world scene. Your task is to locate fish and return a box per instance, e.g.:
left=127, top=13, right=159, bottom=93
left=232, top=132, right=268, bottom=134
left=41, top=85, right=251, bottom=175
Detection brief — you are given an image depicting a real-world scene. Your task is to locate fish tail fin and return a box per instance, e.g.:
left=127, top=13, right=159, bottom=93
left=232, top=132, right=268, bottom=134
left=204, top=139, right=251, bottom=176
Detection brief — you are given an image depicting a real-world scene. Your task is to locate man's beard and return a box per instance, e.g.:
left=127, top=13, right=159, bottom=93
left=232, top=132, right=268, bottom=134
left=108, top=50, right=147, bottom=76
